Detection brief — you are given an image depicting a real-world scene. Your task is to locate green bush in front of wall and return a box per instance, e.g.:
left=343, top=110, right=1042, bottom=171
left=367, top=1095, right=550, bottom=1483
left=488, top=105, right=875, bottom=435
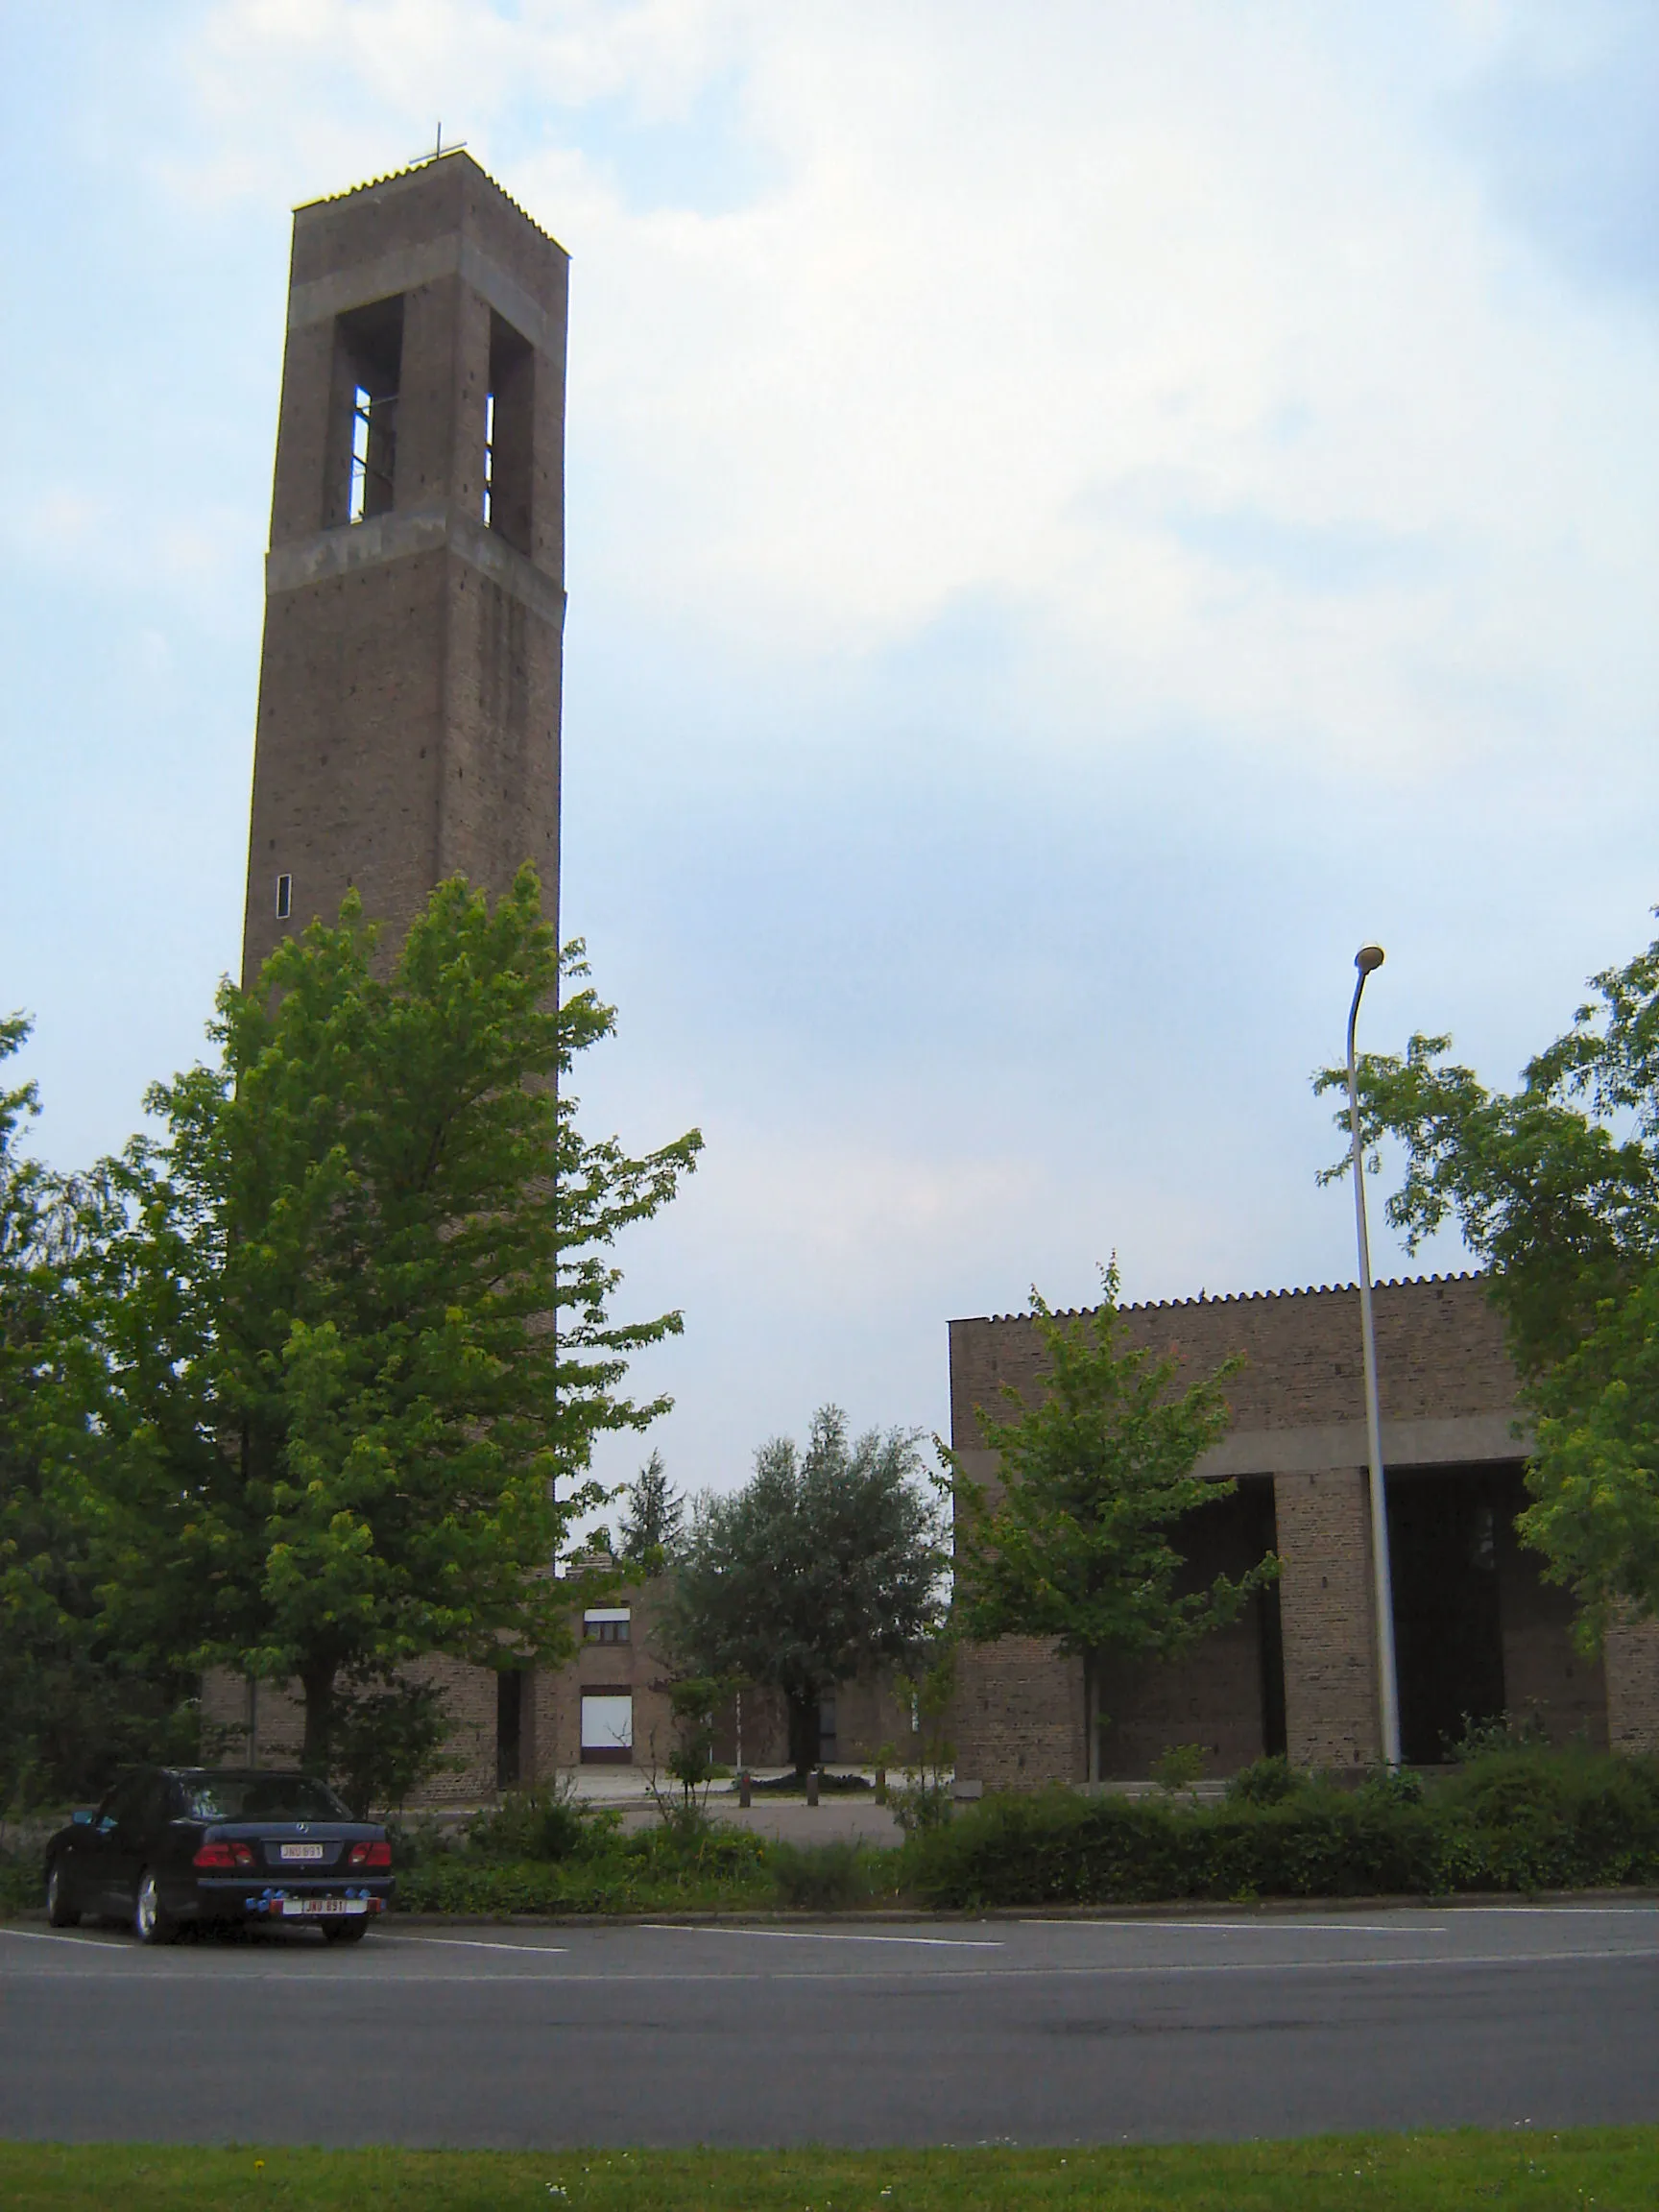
left=905, top=1749, right=1659, bottom=1910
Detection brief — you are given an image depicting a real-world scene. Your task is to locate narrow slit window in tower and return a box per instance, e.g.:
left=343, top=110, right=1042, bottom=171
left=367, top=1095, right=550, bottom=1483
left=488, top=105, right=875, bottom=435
left=276, top=874, right=292, bottom=920
left=328, top=295, right=404, bottom=530
left=484, top=311, right=534, bottom=555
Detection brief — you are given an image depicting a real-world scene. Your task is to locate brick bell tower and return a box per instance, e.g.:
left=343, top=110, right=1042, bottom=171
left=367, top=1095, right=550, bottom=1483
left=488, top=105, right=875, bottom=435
left=241, top=152, right=567, bottom=986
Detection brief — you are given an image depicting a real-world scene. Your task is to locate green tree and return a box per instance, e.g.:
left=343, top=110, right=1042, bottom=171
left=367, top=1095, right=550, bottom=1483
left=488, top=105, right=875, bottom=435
left=81, top=868, right=701, bottom=1775
left=617, top=1448, right=684, bottom=1569
left=945, top=1269, right=1275, bottom=1783
left=0, top=1019, right=197, bottom=1808
left=671, top=1407, right=947, bottom=1776
left=1320, top=919, right=1659, bottom=1641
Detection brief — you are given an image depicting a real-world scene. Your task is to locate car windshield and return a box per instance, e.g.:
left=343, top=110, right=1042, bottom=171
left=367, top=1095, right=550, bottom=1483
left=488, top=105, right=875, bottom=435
left=180, top=1774, right=352, bottom=1824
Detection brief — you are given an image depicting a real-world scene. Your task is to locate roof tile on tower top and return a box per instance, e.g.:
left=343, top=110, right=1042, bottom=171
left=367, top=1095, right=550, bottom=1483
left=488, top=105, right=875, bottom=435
left=296, top=151, right=559, bottom=246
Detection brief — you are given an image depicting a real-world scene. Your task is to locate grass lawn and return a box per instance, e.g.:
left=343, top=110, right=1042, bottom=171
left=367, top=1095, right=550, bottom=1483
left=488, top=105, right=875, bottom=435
left=2, top=2132, right=1657, bottom=2208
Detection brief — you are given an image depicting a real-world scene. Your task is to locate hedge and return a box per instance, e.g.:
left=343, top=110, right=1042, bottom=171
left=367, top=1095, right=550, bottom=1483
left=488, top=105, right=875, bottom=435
left=394, top=1821, right=776, bottom=1915
left=905, top=1751, right=1659, bottom=1909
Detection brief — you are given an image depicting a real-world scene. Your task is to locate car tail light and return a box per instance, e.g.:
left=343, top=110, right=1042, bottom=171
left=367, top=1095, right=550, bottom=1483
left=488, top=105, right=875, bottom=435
left=348, top=1840, right=392, bottom=1868
left=193, top=1840, right=255, bottom=1869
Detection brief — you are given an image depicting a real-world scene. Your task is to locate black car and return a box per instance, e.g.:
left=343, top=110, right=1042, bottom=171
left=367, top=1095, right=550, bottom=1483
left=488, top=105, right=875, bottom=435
left=44, top=1767, right=396, bottom=1945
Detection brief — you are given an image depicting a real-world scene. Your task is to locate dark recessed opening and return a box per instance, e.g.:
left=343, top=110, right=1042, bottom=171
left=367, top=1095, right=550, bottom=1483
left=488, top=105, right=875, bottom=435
left=327, top=294, right=404, bottom=530
left=484, top=311, right=534, bottom=555
left=496, top=1669, right=525, bottom=1791
left=1388, top=1466, right=1511, bottom=1762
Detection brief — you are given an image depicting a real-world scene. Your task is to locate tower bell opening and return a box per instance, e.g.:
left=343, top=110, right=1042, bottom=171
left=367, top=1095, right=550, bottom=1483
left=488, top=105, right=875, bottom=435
left=329, top=293, right=404, bottom=528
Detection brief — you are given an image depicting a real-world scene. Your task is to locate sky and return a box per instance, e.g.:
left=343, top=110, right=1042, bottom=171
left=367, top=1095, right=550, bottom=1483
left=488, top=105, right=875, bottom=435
left=2, top=0, right=1657, bottom=1511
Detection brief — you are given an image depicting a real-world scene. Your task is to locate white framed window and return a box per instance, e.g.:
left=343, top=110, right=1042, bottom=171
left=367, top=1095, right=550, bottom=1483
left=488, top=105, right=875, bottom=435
left=583, top=1607, right=631, bottom=1645
left=580, top=1692, right=633, bottom=1764
left=276, top=874, right=292, bottom=920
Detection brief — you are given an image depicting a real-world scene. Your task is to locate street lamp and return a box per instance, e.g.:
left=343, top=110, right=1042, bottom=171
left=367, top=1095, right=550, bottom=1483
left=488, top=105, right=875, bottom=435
left=1346, top=944, right=1403, bottom=1768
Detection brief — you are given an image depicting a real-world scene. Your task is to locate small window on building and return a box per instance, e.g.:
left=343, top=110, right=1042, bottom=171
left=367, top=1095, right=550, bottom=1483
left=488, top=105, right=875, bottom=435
left=580, top=1691, right=633, bottom=1765
left=583, top=1608, right=631, bottom=1645
left=276, top=874, right=292, bottom=920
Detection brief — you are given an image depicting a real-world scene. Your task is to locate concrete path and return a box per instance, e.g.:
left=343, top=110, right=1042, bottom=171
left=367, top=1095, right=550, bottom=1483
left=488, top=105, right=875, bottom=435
left=7, top=1903, right=1659, bottom=2148
left=614, top=1796, right=904, bottom=1844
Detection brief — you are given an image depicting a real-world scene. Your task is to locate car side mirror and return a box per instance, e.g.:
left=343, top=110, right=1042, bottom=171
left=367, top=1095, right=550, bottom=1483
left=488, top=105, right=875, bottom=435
left=71, top=1809, right=93, bottom=1826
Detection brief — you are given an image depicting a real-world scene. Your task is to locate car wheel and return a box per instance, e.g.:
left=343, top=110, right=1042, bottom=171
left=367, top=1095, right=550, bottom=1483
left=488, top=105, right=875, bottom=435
left=322, top=1919, right=369, bottom=1944
left=133, top=1869, right=178, bottom=1946
left=45, top=1861, right=80, bottom=1929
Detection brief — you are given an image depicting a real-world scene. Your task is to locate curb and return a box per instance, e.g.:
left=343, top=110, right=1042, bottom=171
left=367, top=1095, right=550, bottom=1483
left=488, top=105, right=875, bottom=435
left=9, top=1888, right=1659, bottom=1935
left=384, top=1887, right=1659, bottom=1930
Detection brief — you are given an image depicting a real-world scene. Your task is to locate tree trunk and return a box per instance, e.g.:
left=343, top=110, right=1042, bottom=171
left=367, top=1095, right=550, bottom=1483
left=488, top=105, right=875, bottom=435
left=301, top=1662, right=338, bottom=1778
left=786, top=1688, right=821, bottom=1781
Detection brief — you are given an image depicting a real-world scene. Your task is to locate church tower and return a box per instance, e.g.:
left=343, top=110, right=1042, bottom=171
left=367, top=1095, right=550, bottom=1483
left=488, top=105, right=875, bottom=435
left=241, top=153, right=567, bottom=986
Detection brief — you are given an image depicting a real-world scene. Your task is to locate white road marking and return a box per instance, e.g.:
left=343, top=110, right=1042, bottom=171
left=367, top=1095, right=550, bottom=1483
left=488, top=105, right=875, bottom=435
left=1437, top=1904, right=1659, bottom=1915
left=388, top=1935, right=569, bottom=1954
left=1021, top=1919, right=1449, bottom=1935
left=639, top=1923, right=1003, bottom=1948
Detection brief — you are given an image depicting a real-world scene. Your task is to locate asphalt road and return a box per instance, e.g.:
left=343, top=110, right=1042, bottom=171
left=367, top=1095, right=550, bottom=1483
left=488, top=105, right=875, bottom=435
left=4, top=1905, right=1658, bottom=2148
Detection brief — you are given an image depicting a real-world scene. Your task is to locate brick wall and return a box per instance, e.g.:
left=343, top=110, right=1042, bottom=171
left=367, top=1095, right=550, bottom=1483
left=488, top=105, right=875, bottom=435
left=943, top=1275, right=1654, bottom=1782
left=1604, top=1617, right=1659, bottom=1754
left=243, top=151, right=566, bottom=989
left=1274, top=1466, right=1381, bottom=1767
left=953, top=1637, right=1086, bottom=1788
left=950, top=1273, right=1518, bottom=1452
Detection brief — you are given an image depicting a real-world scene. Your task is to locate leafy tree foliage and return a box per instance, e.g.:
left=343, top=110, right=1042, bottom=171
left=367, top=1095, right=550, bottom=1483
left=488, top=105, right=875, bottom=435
left=617, top=1449, right=685, bottom=1569
left=1321, top=921, right=1659, bottom=1640
left=671, top=1407, right=947, bottom=1775
left=80, top=869, right=700, bottom=1773
left=945, top=1269, right=1274, bottom=1783
left=0, top=1019, right=197, bottom=1808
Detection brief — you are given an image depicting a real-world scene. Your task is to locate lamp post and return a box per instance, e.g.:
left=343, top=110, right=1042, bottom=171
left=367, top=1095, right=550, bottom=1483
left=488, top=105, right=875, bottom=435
left=1346, top=944, right=1403, bottom=1768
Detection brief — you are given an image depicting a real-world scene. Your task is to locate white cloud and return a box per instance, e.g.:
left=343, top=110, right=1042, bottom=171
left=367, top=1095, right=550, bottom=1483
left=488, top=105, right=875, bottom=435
left=11, top=0, right=1658, bottom=1495
left=154, top=2, right=1657, bottom=789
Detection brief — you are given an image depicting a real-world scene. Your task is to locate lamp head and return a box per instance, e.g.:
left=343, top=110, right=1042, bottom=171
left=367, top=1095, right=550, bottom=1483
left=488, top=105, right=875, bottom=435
left=1355, top=944, right=1385, bottom=975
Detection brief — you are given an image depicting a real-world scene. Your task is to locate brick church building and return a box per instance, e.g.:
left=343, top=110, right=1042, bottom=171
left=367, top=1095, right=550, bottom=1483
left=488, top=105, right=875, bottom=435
left=212, top=150, right=1659, bottom=1799
left=948, top=1273, right=1659, bottom=1788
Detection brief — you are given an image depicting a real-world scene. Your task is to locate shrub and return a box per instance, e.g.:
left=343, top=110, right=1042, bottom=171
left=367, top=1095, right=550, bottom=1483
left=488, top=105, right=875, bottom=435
left=746, top=1771, right=874, bottom=1795
left=889, top=1776, right=954, bottom=1837
left=902, top=1749, right=1659, bottom=1910
left=1225, top=1755, right=1300, bottom=1807
left=395, top=1819, right=772, bottom=1915
left=1151, top=1744, right=1206, bottom=1792
left=0, top=1851, right=41, bottom=1919
left=465, top=1784, right=615, bottom=1863
left=770, top=1840, right=882, bottom=1911
left=1356, top=1766, right=1425, bottom=1808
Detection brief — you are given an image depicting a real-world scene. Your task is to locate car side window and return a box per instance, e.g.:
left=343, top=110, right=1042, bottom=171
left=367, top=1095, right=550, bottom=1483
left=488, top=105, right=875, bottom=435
left=139, top=1774, right=175, bottom=1831
left=103, top=1774, right=148, bottom=1833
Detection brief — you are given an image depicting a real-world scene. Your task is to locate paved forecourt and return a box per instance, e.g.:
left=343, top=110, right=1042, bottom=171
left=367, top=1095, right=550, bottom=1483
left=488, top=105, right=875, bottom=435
left=4, top=1905, right=1657, bottom=2149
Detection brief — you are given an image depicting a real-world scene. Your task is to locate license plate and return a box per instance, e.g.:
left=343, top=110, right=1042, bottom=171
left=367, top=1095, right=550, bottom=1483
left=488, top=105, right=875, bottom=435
left=280, top=1897, right=367, bottom=1916
left=279, top=1843, right=325, bottom=1862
